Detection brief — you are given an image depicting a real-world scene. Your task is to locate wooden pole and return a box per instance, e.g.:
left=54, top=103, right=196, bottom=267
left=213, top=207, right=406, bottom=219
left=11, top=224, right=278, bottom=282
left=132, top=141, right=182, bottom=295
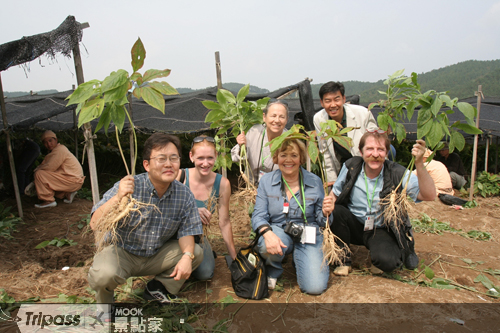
left=0, top=73, right=23, bottom=217
left=215, top=51, right=227, bottom=178
left=72, top=22, right=100, bottom=205
left=469, top=85, right=483, bottom=202
left=496, top=136, right=499, bottom=174
left=485, top=135, right=489, bottom=172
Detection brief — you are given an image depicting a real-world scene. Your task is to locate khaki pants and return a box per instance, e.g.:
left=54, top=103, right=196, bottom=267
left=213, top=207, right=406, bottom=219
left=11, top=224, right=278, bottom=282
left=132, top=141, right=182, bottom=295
left=34, top=169, right=84, bottom=202
left=87, top=240, right=203, bottom=303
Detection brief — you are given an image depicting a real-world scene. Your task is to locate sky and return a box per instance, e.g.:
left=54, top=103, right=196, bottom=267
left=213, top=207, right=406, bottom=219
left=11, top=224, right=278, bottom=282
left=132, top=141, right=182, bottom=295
left=1, top=0, right=499, bottom=93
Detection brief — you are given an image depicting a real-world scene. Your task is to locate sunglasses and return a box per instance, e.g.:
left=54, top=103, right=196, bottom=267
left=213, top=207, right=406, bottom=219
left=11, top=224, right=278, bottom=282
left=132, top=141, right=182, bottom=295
left=366, top=129, right=387, bottom=134
left=191, top=136, right=215, bottom=148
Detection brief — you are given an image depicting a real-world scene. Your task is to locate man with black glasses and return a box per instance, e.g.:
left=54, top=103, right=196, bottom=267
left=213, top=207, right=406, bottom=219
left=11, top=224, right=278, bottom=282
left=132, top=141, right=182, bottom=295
left=88, top=133, right=203, bottom=312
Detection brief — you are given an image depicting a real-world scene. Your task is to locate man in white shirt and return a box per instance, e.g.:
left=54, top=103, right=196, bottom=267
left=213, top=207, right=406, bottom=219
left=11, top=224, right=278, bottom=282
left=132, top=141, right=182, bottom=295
left=313, top=82, right=378, bottom=186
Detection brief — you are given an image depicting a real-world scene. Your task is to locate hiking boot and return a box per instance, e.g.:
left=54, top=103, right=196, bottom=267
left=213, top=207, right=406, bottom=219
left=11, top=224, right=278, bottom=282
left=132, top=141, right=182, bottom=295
left=333, top=265, right=351, bottom=276
left=267, top=277, right=277, bottom=290
left=34, top=201, right=57, bottom=209
left=144, top=279, right=178, bottom=303
left=64, top=191, right=78, bottom=204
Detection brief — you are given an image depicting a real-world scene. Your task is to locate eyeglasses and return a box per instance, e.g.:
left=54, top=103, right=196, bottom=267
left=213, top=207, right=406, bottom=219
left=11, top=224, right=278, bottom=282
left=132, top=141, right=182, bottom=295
left=150, top=154, right=180, bottom=164
left=366, top=129, right=387, bottom=134
left=191, top=136, right=215, bottom=148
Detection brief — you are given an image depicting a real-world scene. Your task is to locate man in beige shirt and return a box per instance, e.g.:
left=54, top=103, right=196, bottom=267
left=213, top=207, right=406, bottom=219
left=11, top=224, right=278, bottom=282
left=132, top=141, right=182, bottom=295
left=33, top=130, right=85, bottom=208
left=413, top=148, right=454, bottom=196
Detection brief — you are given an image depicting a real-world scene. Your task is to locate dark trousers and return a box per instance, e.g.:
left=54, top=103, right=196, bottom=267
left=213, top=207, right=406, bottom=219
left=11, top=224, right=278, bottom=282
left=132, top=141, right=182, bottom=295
left=331, top=205, right=403, bottom=272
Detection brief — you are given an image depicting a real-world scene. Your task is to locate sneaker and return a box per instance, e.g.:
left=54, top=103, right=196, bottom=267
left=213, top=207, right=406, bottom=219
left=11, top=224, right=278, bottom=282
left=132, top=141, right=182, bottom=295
left=144, top=279, right=178, bottom=303
left=24, top=182, right=36, bottom=197
left=64, top=191, right=78, bottom=204
left=333, top=265, right=351, bottom=276
left=267, top=277, right=277, bottom=290
left=34, top=201, right=57, bottom=209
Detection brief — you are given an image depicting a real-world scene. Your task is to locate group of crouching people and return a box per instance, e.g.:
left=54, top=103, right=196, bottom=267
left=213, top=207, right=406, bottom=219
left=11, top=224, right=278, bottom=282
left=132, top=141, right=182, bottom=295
left=87, top=82, right=436, bottom=307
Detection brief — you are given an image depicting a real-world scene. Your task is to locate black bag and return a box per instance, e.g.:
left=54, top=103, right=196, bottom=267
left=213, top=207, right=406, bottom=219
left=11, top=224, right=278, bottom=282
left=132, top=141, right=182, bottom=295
left=225, top=233, right=269, bottom=300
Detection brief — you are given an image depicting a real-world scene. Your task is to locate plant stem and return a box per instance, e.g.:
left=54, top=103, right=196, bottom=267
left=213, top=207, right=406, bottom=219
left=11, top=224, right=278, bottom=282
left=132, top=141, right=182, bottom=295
left=124, top=108, right=138, bottom=176
left=115, top=126, right=130, bottom=176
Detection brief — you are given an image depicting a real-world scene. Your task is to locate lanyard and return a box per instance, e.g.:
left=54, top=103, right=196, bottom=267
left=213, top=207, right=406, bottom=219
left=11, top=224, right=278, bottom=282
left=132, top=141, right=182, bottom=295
left=364, top=172, right=380, bottom=214
left=282, top=173, right=307, bottom=224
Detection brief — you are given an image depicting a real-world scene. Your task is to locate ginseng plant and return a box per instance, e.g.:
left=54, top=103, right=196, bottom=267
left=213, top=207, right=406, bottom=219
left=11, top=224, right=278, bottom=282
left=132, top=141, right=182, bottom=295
left=66, top=38, right=179, bottom=251
left=202, top=84, right=269, bottom=190
left=368, top=69, right=482, bottom=231
left=267, top=123, right=354, bottom=266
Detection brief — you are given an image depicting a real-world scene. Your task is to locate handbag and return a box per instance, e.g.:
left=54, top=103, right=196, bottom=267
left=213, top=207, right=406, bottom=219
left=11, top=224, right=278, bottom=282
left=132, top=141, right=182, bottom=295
left=225, top=232, right=269, bottom=300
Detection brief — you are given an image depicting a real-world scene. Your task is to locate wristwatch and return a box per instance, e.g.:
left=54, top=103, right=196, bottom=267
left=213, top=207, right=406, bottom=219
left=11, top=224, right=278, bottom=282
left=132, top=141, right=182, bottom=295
left=183, top=252, right=195, bottom=260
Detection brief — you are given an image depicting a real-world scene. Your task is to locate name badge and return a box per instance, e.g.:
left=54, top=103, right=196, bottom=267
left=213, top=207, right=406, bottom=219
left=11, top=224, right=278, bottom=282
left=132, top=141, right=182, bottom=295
left=283, top=202, right=289, bottom=214
left=364, top=215, right=374, bottom=231
left=300, top=226, right=316, bottom=244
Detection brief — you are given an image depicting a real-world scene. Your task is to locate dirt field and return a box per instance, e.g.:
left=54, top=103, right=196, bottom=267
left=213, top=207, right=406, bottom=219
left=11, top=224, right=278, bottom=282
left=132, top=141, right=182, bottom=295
left=1, top=192, right=499, bottom=331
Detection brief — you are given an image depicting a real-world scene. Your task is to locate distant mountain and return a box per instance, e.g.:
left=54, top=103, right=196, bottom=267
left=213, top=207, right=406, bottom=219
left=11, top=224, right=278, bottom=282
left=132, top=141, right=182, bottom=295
left=311, top=59, right=500, bottom=104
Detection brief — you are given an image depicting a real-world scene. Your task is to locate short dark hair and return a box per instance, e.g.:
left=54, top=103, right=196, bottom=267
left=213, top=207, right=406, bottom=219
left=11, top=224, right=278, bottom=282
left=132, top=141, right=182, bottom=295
left=319, top=81, right=345, bottom=100
left=143, top=133, right=181, bottom=161
left=359, top=131, right=390, bottom=153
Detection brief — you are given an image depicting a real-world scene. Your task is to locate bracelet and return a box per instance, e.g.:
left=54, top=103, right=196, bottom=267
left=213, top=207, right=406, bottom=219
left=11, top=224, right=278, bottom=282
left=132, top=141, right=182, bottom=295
left=259, top=226, right=273, bottom=237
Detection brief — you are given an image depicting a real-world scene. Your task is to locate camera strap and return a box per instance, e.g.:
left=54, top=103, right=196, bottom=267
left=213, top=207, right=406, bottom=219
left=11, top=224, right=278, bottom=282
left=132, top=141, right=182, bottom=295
left=282, top=172, right=307, bottom=224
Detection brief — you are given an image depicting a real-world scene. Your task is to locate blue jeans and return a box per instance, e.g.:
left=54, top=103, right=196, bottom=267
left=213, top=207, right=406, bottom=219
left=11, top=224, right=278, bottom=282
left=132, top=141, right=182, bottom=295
left=191, top=236, right=215, bottom=280
left=257, top=225, right=329, bottom=295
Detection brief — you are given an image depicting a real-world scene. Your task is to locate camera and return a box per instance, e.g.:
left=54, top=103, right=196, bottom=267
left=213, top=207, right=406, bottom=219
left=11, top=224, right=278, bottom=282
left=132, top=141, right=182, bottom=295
left=284, top=222, right=304, bottom=242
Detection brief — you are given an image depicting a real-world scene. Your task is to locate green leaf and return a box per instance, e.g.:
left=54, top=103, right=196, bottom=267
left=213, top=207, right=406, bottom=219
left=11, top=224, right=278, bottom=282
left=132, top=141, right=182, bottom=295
left=451, top=122, right=482, bottom=135
left=377, top=114, right=390, bottom=131
left=417, top=118, right=434, bottom=140
left=35, top=240, right=50, bottom=249
left=462, top=258, right=473, bottom=264
left=417, top=107, right=432, bottom=125
left=110, top=104, right=126, bottom=133
left=202, top=100, right=221, bottom=110
left=389, top=69, right=405, bottom=79
left=219, top=89, right=236, bottom=105
left=78, top=97, right=105, bottom=127
left=66, top=80, right=101, bottom=106
left=236, top=84, right=250, bottom=105
left=148, top=81, right=178, bottom=96
left=425, top=121, right=444, bottom=149
left=95, top=105, right=112, bottom=135
left=430, top=97, right=443, bottom=116
left=394, top=122, right=406, bottom=143
left=308, top=141, right=319, bottom=163
left=450, top=130, right=465, bottom=151
left=142, top=69, right=172, bottom=82
left=457, top=102, right=475, bottom=121
left=139, top=86, right=165, bottom=113
left=205, top=109, right=226, bottom=123
left=103, top=81, right=130, bottom=103
left=424, top=266, right=435, bottom=280
left=131, top=37, right=146, bottom=72
left=101, top=70, right=129, bottom=93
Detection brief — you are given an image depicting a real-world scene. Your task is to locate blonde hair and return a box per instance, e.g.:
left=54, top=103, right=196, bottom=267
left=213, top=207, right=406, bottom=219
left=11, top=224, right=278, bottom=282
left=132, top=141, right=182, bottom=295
left=190, top=135, right=216, bottom=155
left=272, top=139, right=307, bottom=165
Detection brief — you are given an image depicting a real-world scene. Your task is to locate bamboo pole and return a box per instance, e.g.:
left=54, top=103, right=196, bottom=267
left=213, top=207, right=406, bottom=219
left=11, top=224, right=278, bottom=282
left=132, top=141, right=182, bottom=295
left=0, top=73, right=23, bottom=217
left=469, top=85, right=483, bottom=202
left=215, top=51, right=227, bottom=178
left=485, top=135, right=489, bottom=172
left=496, top=136, right=499, bottom=174
left=72, top=22, right=100, bottom=205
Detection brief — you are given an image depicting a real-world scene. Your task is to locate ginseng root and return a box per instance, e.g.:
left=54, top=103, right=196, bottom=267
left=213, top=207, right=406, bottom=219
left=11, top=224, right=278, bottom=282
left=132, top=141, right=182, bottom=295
left=92, top=194, right=157, bottom=253
left=322, top=220, right=350, bottom=267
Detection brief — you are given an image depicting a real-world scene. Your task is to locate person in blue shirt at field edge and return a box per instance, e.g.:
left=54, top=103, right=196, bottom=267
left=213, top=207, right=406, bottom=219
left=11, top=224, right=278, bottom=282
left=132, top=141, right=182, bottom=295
left=88, top=133, right=204, bottom=312
left=323, top=130, right=436, bottom=276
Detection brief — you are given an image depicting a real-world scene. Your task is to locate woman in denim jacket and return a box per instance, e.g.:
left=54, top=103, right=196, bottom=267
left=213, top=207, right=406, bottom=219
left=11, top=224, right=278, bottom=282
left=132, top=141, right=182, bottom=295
left=251, top=138, right=332, bottom=295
